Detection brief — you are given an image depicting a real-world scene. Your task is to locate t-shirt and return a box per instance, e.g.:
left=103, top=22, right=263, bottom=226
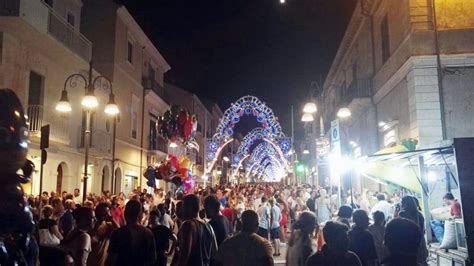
left=208, top=215, right=230, bottom=246
left=150, top=225, right=173, bottom=256
left=215, top=232, right=273, bottom=266
left=348, top=227, right=378, bottom=266
left=451, top=200, right=462, bottom=217
left=108, top=224, right=157, bottom=266
left=62, top=229, right=92, bottom=266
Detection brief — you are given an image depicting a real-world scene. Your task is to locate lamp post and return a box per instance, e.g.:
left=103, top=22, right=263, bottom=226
left=56, top=62, right=119, bottom=203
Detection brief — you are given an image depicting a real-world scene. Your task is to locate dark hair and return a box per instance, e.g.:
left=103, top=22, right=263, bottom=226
left=293, top=211, right=317, bottom=234
left=376, top=193, right=386, bottom=201
left=337, top=205, right=353, bottom=219
left=322, top=222, right=349, bottom=248
left=42, top=205, right=53, bottom=218
left=401, top=196, right=418, bottom=214
left=124, top=200, right=142, bottom=223
left=241, top=210, right=259, bottom=232
left=73, top=207, right=93, bottom=227
left=95, top=202, right=110, bottom=222
left=204, top=195, right=220, bottom=213
left=183, top=194, right=200, bottom=216
left=443, top=192, right=455, bottom=201
left=352, top=209, right=369, bottom=227
left=385, top=218, right=422, bottom=256
left=373, top=211, right=385, bottom=224
left=261, top=196, right=268, bottom=203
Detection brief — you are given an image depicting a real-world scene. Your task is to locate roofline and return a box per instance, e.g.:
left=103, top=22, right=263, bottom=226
left=117, top=6, right=171, bottom=73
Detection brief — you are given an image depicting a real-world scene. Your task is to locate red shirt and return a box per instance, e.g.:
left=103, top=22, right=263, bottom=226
left=450, top=200, right=462, bottom=218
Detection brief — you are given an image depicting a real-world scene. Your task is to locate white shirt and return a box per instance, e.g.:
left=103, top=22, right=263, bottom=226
left=370, top=200, right=394, bottom=221
left=73, top=196, right=82, bottom=204
left=257, top=203, right=270, bottom=229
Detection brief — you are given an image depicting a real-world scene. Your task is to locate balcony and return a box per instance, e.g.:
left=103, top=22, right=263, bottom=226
left=149, top=135, right=168, bottom=154
left=5, top=0, right=92, bottom=61
left=142, top=77, right=166, bottom=100
left=27, top=105, right=69, bottom=143
left=47, top=6, right=92, bottom=61
left=78, top=126, right=112, bottom=155
left=341, top=79, right=372, bottom=105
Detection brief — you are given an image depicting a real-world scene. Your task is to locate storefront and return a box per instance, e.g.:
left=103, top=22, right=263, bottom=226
left=359, top=138, right=474, bottom=265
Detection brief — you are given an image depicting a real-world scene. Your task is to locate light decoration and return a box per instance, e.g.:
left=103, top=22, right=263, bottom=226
left=243, top=141, right=287, bottom=182
left=206, top=95, right=288, bottom=173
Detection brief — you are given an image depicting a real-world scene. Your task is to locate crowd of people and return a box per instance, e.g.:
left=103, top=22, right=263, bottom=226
left=25, top=182, right=463, bottom=266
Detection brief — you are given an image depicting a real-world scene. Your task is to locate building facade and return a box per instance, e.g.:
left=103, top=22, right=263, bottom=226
left=321, top=0, right=474, bottom=189
left=0, top=0, right=171, bottom=196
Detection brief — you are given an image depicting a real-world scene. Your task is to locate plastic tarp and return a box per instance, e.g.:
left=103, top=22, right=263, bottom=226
left=360, top=145, right=422, bottom=193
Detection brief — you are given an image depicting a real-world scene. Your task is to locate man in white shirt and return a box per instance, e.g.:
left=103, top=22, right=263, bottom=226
left=73, top=188, right=82, bottom=204
left=370, top=193, right=393, bottom=221
left=256, top=196, right=270, bottom=239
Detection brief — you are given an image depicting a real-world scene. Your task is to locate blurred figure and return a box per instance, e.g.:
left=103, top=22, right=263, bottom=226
left=215, top=210, right=274, bottom=266
left=336, top=205, right=353, bottom=228
left=73, top=188, right=82, bottom=205
left=87, top=203, right=117, bottom=266
left=368, top=211, right=386, bottom=264
left=348, top=210, right=378, bottom=266
left=60, top=199, right=75, bottom=237
left=257, top=196, right=271, bottom=239
left=269, top=198, right=282, bottom=256
left=443, top=192, right=462, bottom=218
left=148, top=210, right=177, bottom=266
left=306, top=222, right=361, bottom=266
left=172, top=194, right=217, bottom=266
left=107, top=200, right=156, bottom=266
left=204, top=195, right=230, bottom=246
left=62, top=207, right=94, bottom=266
left=370, top=194, right=393, bottom=222
left=398, top=196, right=428, bottom=265
left=383, top=218, right=422, bottom=266
left=315, top=189, right=331, bottom=223
left=286, top=211, right=318, bottom=266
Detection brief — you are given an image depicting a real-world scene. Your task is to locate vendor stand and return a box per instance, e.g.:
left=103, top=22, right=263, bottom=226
left=359, top=138, right=473, bottom=265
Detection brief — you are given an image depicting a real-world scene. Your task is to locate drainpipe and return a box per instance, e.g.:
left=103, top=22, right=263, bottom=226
left=431, top=0, right=447, bottom=140
left=139, top=88, right=146, bottom=189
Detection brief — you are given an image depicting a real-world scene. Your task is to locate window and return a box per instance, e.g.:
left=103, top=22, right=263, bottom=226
left=149, top=67, right=155, bottom=82
left=127, top=41, right=133, bottom=63
left=28, top=71, right=44, bottom=106
left=381, top=14, right=390, bottom=63
left=67, top=12, right=75, bottom=27
left=149, top=113, right=158, bottom=150
left=44, top=0, right=53, bottom=7
left=130, top=96, right=139, bottom=139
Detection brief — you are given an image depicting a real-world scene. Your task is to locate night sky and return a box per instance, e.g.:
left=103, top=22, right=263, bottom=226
left=121, top=0, right=357, bottom=138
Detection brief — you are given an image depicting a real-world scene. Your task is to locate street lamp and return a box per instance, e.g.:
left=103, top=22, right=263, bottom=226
left=337, top=107, right=351, bottom=118
left=223, top=156, right=230, bottom=162
left=56, top=62, right=119, bottom=203
left=303, top=102, right=317, bottom=113
left=301, top=113, right=314, bottom=122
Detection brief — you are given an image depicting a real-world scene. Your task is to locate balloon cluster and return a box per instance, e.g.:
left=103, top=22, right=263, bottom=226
left=157, top=105, right=197, bottom=143
left=144, top=155, right=196, bottom=194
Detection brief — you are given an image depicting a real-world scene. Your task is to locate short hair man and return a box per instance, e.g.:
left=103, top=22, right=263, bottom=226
left=215, top=210, right=274, bottom=266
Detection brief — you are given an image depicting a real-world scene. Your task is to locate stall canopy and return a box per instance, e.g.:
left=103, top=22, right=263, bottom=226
left=359, top=146, right=456, bottom=194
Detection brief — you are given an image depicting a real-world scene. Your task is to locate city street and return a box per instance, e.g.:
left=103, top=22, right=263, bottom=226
left=1, top=0, right=474, bottom=265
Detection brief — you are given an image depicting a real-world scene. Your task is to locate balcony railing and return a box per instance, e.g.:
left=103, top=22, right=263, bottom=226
left=149, top=135, right=168, bottom=153
left=341, top=79, right=372, bottom=105
left=142, top=77, right=166, bottom=99
left=78, top=126, right=112, bottom=154
left=27, top=105, right=69, bottom=143
left=47, top=6, right=92, bottom=61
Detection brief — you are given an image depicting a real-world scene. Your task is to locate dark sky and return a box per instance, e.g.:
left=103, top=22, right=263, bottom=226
left=121, top=0, right=357, bottom=138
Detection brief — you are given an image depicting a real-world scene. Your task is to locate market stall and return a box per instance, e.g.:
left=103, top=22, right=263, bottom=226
left=359, top=139, right=473, bottom=265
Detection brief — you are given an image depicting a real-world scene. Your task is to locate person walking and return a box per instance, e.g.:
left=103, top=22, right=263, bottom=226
left=398, top=196, right=428, bottom=266
left=148, top=210, right=177, bottom=266
left=315, top=189, right=331, bottom=223
left=348, top=210, right=378, bottom=266
left=171, top=194, right=217, bottom=266
left=62, top=207, right=94, bottom=266
left=286, top=211, right=318, bottom=266
left=215, top=210, right=274, bottom=266
left=257, top=196, right=271, bottom=239
left=106, top=200, right=157, bottom=266
left=204, top=195, right=230, bottom=246
left=368, top=211, right=386, bottom=264
left=269, top=198, right=282, bottom=257
left=87, top=203, right=118, bottom=266
left=370, top=193, right=393, bottom=222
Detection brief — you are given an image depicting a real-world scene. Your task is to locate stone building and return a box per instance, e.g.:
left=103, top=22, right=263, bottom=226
left=0, top=0, right=171, bottom=196
left=321, top=0, right=474, bottom=189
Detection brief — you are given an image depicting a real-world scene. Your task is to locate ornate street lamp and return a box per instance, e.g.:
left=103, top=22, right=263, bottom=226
left=56, top=62, right=119, bottom=203
left=303, top=102, right=317, bottom=113
left=337, top=107, right=352, bottom=118
left=301, top=113, right=314, bottom=122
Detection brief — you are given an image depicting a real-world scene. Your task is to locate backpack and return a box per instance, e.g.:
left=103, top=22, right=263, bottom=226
left=194, top=220, right=216, bottom=266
